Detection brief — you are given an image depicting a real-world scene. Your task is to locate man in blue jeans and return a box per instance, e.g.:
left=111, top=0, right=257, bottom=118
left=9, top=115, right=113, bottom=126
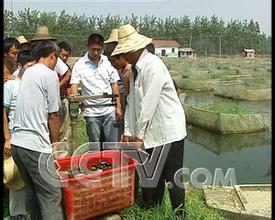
left=70, top=33, right=122, bottom=145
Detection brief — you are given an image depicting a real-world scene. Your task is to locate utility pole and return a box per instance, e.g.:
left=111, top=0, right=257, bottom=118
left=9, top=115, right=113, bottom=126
left=189, top=35, right=192, bottom=48
left=219, top=35, right=222, bottom=58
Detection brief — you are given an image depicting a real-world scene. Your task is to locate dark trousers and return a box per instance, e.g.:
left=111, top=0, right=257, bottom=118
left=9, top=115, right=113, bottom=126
left=141, top=139, right=185, bottom=214
left=11, top=145, right=64, bottom=220
left=118, top=93, right=127, bottom=141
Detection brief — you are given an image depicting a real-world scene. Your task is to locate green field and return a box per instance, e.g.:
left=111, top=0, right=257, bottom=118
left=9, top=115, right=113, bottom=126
left=195, top=102, right=250, bottom=114
left=164, top=57, right=271, bottom=87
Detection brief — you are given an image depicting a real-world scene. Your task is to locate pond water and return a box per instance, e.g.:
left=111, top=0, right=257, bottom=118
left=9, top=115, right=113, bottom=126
left=183, top=91, right=271, bottom=185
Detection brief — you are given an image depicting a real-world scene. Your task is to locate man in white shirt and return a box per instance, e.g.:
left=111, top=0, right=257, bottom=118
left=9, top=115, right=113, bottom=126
left=70, top=33, right=122, bottom=144
left=112, top=24, right=187, bottom=217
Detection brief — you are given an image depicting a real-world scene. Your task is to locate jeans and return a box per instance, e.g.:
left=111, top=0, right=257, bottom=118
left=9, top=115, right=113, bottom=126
left=85, top=111, right=119, bottom=144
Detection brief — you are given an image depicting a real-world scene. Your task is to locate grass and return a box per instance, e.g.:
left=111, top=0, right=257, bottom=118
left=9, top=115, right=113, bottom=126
left=196, top=103, right=250, bottom=114
left=4, top=188, right=9, bottom=218
left=119, top=186, right=227, bottom=220
left=163, top=57, right=271, bottom=82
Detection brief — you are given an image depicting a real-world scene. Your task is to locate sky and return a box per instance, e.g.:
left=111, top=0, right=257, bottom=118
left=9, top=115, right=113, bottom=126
left=3, top=0, right=272, bottom=35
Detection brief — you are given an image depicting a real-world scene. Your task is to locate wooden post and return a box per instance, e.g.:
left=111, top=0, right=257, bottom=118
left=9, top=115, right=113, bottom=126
left=68, top=101, right=79, bottom=155
left=189, top=35, right=192, bottom=48
left=219, top=35, right=222, bottom=58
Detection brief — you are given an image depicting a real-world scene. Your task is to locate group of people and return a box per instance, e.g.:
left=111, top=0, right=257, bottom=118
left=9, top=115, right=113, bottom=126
left=3, top=24, right=187, bottom=219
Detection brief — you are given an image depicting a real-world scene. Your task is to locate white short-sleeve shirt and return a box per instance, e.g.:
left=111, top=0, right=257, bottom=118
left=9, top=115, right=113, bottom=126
left=11, top=63, right=61, bottom=153
left=70, top=53, right=120, bottom=117
left=54, top=57, right=69, bottom=76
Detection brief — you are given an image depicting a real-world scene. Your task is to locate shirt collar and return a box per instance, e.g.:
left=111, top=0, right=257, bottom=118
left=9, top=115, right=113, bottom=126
left=84, top=52, right=104, bottom=65
left=135, top=49, right=149, bottom=72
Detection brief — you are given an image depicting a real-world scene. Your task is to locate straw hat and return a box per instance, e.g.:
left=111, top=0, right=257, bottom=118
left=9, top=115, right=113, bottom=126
left=4, top=156, right=25, bottom=190
left=111, top=24, right=152, bottom=56
left=31, top=25, right=57, bottom=41
left=104, top=29, right=118, bottom=43
left=16, top=35, right=29, bottom=44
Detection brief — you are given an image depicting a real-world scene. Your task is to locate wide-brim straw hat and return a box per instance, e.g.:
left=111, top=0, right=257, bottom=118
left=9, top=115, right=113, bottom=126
left=17, top=35, right=29, bottom=44
left=111, top=24, right=152, bottom=56
left=4, top=156, right=25, bottom=190
left=104, top=29, right=119, bottom=43
left=31, top=25, right=57, bottom=41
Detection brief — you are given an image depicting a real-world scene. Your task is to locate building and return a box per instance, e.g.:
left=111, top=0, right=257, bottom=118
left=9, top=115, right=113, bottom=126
left=243, top=49, right=255, bottom=58
left=178, top=48, right=196, bottom=58
left=152, top=40, right=181, bottom=57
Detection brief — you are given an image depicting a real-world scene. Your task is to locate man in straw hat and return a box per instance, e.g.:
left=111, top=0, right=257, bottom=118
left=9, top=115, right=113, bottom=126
left=16, top=35, right=31, bottom=51
left=11, top=40, right=64, bottom=220
left=104, top=28, right=132, bottom=141
left=30, top=25, right=72, bottom=140
left=12, top=36, right=32, bottom=77
left=70, top=33, right=122, bottom=145
left=112, top=24, right=187, bottom=216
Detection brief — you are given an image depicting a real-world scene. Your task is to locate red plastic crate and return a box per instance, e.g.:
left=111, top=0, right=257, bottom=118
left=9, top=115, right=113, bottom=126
left=56, top=150, right=137, bottom=220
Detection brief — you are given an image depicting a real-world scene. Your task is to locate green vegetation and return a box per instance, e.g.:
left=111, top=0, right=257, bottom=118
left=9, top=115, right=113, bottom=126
left=184, top=188, right=227, bottom=220
left=209, top=69, right=238, bottom=79
left=165, top=58, right=271, bottom=91
left=196, top=103, right=250, bottom=114
left=4, top=188, right=9, bottom=218
left=4, top=8, right=271, bottom=56
left=120, top=187, right=227, bottom=220
left=76, top=115, right=89, bottom=146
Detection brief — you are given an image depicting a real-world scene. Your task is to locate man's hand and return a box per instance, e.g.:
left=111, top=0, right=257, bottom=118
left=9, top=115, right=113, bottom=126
left=69, top=84, right=80, bottom=97
left=132, top=137, right=143, bottom=150
left=122, top=135, right=133, bottom=142
left=4, top=139, right=12, bottom=157
left=69, top=92, right=80, bottom=97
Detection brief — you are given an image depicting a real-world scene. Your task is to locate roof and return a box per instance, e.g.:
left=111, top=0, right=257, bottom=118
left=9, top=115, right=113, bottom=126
left=244, top=49, right=255, bottom=53
left=179, top=47, right=195, bottom=52
left=152, top=40, right=181, bottom=48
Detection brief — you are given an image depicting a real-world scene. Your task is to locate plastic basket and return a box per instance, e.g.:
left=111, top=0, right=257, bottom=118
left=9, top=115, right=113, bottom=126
left=57, top=150, right=137, bottom=220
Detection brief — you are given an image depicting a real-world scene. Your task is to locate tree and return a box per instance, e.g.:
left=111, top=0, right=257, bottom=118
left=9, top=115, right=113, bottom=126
left=4, top=9, right=271, bottom=56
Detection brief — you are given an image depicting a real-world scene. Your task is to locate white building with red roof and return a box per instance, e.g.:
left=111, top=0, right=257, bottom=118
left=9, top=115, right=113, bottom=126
left=152, top=39, right=181, bottom=57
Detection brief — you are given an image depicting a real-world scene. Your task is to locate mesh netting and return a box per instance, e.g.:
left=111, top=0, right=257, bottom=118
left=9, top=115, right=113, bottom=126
left=214, top=83, right=271, bottom=101
left=184, top=105, right=268, bottom=134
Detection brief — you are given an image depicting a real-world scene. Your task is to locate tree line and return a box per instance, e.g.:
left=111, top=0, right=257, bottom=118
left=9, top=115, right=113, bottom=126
left=4, top=8, right=271, bottom=56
